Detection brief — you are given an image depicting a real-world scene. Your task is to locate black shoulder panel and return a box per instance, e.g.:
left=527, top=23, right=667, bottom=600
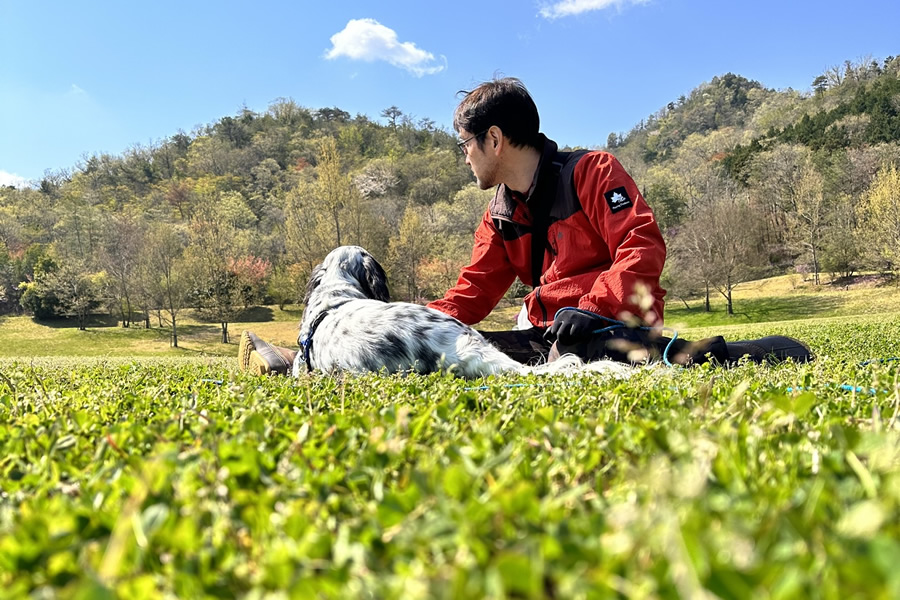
left=548, top=150, right=588, bottom=223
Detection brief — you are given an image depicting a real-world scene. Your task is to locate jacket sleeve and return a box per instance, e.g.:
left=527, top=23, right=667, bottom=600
left=573, top=152, right=667, bottom=325
left=426, top=209, right=517, bottom=325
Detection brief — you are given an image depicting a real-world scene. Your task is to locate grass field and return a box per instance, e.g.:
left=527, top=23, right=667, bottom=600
left=2, top=276, right=900, bottom=598
left=0, top=272, right=896, bottom=360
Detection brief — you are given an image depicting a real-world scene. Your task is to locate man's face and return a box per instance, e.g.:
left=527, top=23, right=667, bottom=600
left=458, top=128, right=499, bottom=190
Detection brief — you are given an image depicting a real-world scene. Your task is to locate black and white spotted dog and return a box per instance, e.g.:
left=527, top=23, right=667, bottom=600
left=293, top=245, right=630, bottom=378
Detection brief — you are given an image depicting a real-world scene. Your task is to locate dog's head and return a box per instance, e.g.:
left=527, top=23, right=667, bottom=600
left=304, top=245, right=391, bottom=304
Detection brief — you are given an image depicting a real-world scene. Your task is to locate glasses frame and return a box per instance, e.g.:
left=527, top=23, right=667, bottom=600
left=457, top=128, right=490, bottom=155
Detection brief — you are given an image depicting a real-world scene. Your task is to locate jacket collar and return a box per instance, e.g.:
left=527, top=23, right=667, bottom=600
left=490, top=134, right=558, bottom=221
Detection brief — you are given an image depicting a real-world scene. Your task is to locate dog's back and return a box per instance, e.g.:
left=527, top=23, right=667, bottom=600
left=297, top=299, right=522, bottom=376
left=296, top=245, right=631, bottom=379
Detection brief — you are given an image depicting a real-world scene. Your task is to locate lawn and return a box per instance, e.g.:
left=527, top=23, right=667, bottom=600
left=664, top=273, right=900, bottom=329
left=1, top=278, right=900, bottom=597
left=0, top=305, right=305, bottom=360
left=0, top=272, right=895, bottom=360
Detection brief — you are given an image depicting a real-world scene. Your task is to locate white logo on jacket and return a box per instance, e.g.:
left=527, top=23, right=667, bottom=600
left=609, top=192, right=628, bottom=207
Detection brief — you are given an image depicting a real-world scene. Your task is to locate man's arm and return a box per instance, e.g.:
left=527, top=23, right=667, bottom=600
left=426, top=210, right=517, bottom=325
left=574, top=152, right=667, bottom=325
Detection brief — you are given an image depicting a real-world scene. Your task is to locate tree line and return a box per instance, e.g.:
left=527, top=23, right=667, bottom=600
left=611, top=56, right=900, bottom=314
left=2, top=55, right=900, bottom=339
left=0, top=103, right=493, bottom=344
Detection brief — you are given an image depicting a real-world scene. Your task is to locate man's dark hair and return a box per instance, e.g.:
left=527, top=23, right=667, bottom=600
left=453, top=77, right=541, bottom=151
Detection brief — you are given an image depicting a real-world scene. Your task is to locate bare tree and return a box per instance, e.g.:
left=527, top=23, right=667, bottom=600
left=670, top=180, right=765, bottom=315
left=792, top=163, right=829, bottom=284
left=144, top=223, right=190, bottom=347
left=748, top=143, right=832, bottom=282
left=99, top=212, right=146, bottom=327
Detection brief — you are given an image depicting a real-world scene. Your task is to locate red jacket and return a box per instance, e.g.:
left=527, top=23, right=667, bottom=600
left=428, top=137, right=666, bottom=328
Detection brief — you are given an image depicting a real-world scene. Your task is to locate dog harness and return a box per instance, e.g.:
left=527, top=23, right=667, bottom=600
left=300, top=310, right=330, bottom=373
left=299, top=298, right=358, bottom=372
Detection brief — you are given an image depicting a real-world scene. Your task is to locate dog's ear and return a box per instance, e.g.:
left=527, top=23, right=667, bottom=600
left=303, top=264, right=325, bottom=306
left=359, top=254, right=390, bottom=302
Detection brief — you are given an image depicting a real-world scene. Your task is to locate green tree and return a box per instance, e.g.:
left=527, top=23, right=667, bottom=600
left=388, top=206, right=433, bottom=301
left=21, top=258, right=106, bottom=329
left=858, top=164, right=900, bottom=274
left=55, top=172, right=104, bottom=261
left=643, top=181, right=687, bottom=232
left=266, top=263, right=307, bottom=310
left=48, top=263, right=107, bottom=330
left=381, top=106, right=403, bottom=130
left=184, top=217, right=249, bottom=344
left=18, top=249, right=61, bottom=319
left=315, top=136, right=353, bottom=247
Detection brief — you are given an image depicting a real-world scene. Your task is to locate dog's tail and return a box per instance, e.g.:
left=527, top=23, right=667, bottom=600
left=518, top=354, right=635, bottom=378
left=452, top=332, right=525, bottom=377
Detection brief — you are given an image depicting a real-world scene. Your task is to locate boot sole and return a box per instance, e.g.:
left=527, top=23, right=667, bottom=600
left=238, top=331, right=255, bottom=372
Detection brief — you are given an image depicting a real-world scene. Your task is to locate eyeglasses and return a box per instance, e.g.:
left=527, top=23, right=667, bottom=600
left=457, top=129, right=489, bottom=155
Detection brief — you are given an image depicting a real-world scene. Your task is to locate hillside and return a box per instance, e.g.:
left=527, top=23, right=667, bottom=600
left=1, top=55, right=899, bottom=334
left=607, top=56, right=900, bottom=314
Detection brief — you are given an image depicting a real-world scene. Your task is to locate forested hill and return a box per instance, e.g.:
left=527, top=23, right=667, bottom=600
left=611, top=57, right=900, bottom=167
left=1, top=55, right=899, bottom=333
left=608, top=55, right=900, bottom=312
left=0, top=103, right=484, bottom=336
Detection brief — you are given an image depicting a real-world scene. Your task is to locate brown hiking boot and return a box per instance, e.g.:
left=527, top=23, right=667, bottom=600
left=238, top=330, right=295, bottom=375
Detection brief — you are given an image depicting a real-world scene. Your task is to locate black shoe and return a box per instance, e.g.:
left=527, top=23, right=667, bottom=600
left=725, top=335, right=814, bottom=365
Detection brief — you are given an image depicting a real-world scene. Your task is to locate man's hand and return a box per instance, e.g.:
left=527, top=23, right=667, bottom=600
left=546, top=310, right=603, bottom=345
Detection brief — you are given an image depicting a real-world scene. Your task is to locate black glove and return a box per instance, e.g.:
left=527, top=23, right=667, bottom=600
left=546, top=310, right=603, bottom=345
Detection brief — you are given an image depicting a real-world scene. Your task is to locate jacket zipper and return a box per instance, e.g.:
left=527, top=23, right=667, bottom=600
left=535, top=286, right=548, bottom=325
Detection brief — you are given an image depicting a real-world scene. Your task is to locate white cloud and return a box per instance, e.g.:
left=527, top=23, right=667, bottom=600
left=325, top=18, right=446, bottom=77
left=539, top=0, right=648, bottom=19
left=0, top=170, right=30, bottom=189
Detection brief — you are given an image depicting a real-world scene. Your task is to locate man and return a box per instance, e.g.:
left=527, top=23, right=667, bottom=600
left=424, top=77, right=667, bottom=364
left=240, top=78, right=812, bottom=374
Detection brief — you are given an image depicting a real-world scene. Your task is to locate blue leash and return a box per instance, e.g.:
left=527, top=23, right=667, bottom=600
left=858, top=357, right=900, bottom=367
left=786, top=384, right=888, bottom=396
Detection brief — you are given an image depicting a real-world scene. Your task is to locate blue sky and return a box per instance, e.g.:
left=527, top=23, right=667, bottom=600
left=2, top=0, right=898, bottom=187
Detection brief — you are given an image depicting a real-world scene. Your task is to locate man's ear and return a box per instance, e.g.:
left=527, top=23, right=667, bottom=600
left=487, top=126, right=502, bottom=153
